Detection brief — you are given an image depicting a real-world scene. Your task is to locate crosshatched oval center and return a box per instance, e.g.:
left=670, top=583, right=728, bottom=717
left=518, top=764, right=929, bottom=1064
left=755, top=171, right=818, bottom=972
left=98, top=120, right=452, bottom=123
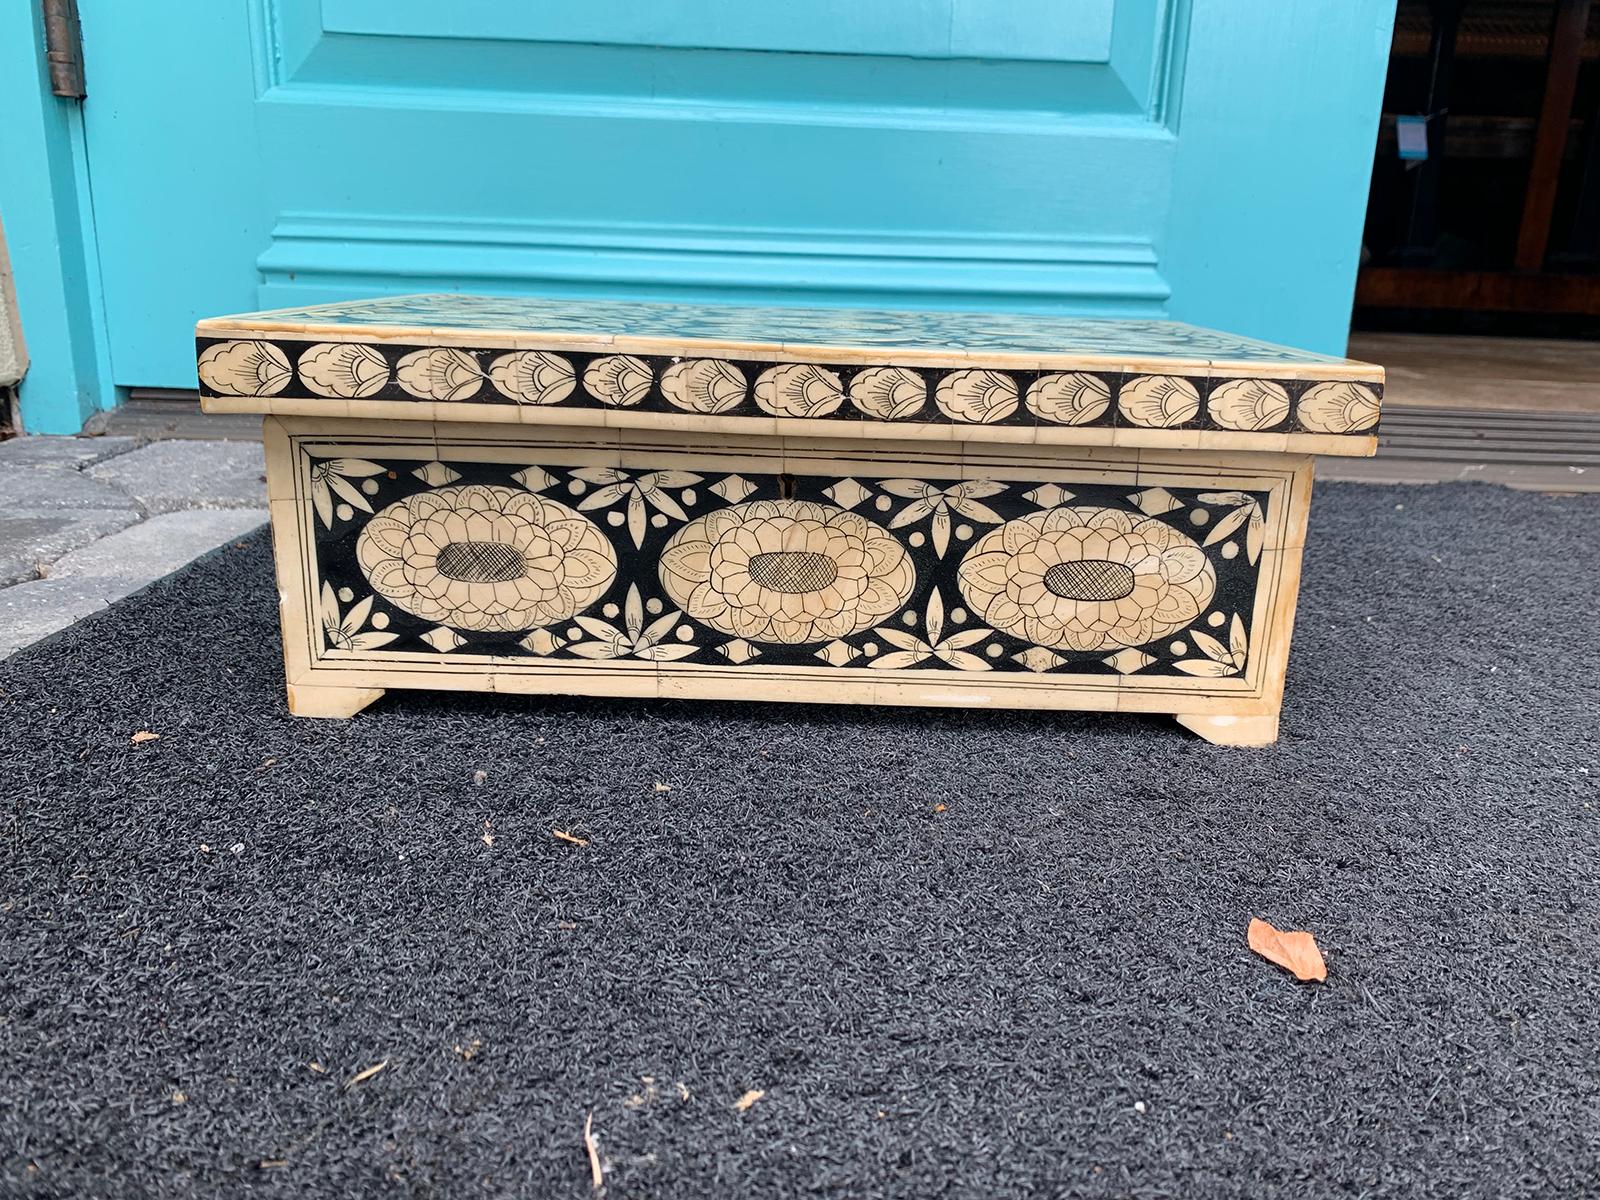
left=747, top=550, right=839, bottom=594
left=435, top=540, right=527, bottom=583
left=1043, top=559, right=1136, bottom=602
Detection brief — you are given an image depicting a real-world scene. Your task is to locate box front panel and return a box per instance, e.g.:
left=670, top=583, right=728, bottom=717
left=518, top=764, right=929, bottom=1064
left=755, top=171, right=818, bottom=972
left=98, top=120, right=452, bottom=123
left=268, top=420, right=1308, bottom=713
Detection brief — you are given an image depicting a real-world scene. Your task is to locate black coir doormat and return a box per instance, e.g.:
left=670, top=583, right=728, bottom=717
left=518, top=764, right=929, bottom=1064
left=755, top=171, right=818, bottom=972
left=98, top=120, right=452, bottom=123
left=2, top=483, right=1597, bottom=1199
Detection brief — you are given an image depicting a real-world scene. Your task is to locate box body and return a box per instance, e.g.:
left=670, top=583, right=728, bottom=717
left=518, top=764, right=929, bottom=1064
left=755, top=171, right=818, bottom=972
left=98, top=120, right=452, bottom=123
left=202, top=295, right=1380, bottom=742
left=264, top=417, right=1312, bottom=721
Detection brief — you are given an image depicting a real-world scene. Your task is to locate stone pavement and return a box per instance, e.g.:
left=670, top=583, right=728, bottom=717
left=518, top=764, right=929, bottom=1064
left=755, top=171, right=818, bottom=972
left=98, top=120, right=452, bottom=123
left=0, top=436, right=267, bottom=657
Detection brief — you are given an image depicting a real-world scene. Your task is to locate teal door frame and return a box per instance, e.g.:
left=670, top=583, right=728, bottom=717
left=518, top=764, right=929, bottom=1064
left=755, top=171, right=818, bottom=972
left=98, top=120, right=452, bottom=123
left=1, top=1, right=1395, bottom=436
left=0, top=2, right=118, bottom=434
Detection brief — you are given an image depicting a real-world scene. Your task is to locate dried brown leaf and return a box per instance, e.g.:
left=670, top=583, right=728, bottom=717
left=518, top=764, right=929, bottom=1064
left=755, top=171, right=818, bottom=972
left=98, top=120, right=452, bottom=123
left=131, top=731, right=161, bottom=745
left=343, top=1060, right=388, bottom=1090
left=1247, top=918, right=1327, bottom=982
left=734, top=1088, right=765, bottom=1112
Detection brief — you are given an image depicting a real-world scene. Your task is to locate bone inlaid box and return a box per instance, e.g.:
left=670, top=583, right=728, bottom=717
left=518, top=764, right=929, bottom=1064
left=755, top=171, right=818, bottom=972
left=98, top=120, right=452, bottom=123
left=196, top=295, right=1382, bottom=745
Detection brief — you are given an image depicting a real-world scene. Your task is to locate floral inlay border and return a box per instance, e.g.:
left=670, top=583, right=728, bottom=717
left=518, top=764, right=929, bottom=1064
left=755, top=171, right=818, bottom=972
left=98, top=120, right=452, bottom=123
left=306, top=453, right=1272, bottom=681
left=201, top=337, right=1382, bottom=436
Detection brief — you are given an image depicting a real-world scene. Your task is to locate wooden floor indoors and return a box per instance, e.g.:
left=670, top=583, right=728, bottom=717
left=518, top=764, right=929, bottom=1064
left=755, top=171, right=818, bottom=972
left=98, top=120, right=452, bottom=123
left=1325, top=332, right=1600, bottom=491
left=1348, top=332, right=1600, bottom=414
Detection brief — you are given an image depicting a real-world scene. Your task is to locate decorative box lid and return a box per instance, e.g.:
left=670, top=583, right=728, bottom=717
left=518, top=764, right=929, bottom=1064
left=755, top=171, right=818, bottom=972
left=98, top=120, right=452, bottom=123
left=197, top=294, right=1383, bottom=455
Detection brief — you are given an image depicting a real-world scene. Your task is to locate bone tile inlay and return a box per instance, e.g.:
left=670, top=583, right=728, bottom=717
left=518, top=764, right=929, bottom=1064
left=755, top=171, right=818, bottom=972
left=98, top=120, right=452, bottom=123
left=198, top=293, right=1386, bottom=446
left=201, top=293, right=1377, bottom=743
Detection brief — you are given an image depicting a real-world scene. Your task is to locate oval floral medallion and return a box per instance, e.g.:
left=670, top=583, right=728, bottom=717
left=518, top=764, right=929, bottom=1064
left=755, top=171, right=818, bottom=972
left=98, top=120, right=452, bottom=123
left=488, top=351, right=575, bottom=405
left=1026, top=372, right=1110, bottom=425
left=848, top=366, right=926, bottom=420
left=956, top=505, right=1215, bottom=651
left=582, top=355, right=653, bottom=407
left=1297, top=381, right=1380, bottom=433
left=299, top=342, right=390, bottom=398
left=660, top=359, right=746, bottom=414
left=753, top=363, right=844, bottom=418
left=197, top=340, right=293, bottom=396
left=1208, top=378, right=1289, bottom=431
left=1118, top=375, right=1200, bottom=428
left=356, top=485, right=617, bottom=633
left=935, top=368, right=1018, bottom=423
left=396, top=348, right=485, bottom=402
left=658, top=500, right=915, bottom=644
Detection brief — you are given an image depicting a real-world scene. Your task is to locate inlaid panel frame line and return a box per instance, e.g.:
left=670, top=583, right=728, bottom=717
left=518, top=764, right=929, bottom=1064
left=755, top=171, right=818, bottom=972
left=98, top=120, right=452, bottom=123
left=210, top=391, right=1378, bottom=458
left=264, top=418, right=1307, bottom=722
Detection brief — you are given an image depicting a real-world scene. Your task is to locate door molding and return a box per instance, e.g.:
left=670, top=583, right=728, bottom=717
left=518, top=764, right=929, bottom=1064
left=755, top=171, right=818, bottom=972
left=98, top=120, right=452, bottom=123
left=257, top=213, right=1170, bottom=314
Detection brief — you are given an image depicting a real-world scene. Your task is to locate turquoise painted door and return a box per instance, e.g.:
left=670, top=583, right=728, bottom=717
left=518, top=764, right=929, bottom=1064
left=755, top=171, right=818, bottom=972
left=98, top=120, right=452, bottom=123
left=75, top=0, right=1393, bottom=396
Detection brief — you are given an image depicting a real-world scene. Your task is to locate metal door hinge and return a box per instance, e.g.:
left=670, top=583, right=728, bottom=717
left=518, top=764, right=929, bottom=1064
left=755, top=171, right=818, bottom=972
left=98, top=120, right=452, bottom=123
left=42, top=0, right=86, bottom=99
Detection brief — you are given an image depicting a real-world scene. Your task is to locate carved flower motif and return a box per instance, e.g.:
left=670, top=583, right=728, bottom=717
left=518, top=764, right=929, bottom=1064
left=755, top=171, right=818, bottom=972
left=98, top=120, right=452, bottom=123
left=356, top=485, right=616, bottom=633
left=868, top=589, right=990, bottom=672
left=1207, top=379, right=1290, bottom=431
left=396, top=348, right=484, bottom=402
left=583, top=355, right=653, bottom=407
left=197, top=340, right=292, bottom=396
left=573, top=467, right=701, bottom=550
left=935, top=369, right=1019, bottom=423
left=957, top=505, right=1215, bottom=651
left=488, top=351, right=575, bottom=405
left=848, top=366, right=926, bottom=420
left=754, top=363, right=844, bottom=418
left=881, top=479, right=1005, bottom=558
left=659, top=500, right=914, bottom=644
left=318, top=583, right=397, bottom=652
left=660, top=359, right=746, bottom=414
left=1297, top=381, right=1380, bottom=433
left=309, top=457, right=385, bottom=529
left=298, top=343, right=390, bottom=398
left=566, top=582, right=697, bottom=662
left=1027, top=373, right=1110, bottom=425
left=1118, top=376, right=1200, bottom=428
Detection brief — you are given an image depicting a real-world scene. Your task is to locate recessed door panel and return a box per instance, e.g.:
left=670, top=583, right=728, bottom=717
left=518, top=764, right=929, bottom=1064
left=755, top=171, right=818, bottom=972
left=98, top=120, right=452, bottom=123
left=320, top=0, right=1118, bottom=63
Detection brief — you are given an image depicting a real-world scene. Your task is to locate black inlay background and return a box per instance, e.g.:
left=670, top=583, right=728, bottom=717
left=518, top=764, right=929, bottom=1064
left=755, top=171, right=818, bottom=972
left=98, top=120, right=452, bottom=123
left=310, top=455, right=1269, bottom=679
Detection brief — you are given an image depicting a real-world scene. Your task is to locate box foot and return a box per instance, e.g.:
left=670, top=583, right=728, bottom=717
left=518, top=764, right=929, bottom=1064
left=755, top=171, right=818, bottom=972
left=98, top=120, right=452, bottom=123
left=1174, top=711, right=1279, bottom=747
left=286, top=683, right=385, bottom=719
